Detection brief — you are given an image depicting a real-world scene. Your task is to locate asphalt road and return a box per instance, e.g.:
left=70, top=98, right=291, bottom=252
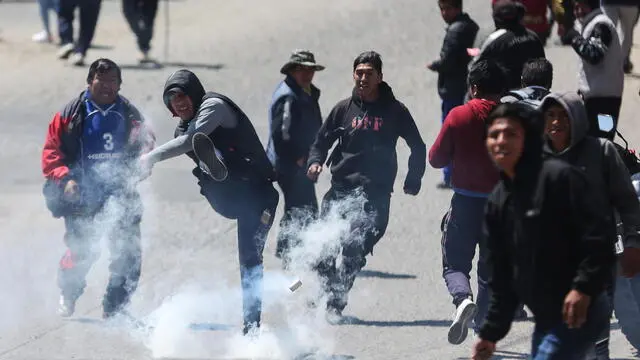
left=1, top=0, right=640, bottom=359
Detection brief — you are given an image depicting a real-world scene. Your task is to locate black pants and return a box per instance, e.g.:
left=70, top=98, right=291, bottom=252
left=275, top=168, right=318, bottom=262
left=58, top=198, right=142, bottom=315
left=198, top=173, right=279, bottom=327
left=122, top=0, right=158, bottom=52
left=585, top=97, right=622, bottom=141
left=314, top=186, right=391, bottom=312
left=57, top=0, right=101, bottom=55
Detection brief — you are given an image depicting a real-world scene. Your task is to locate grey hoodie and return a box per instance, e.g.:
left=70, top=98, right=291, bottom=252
left=541, top=91, right=640, bottom=247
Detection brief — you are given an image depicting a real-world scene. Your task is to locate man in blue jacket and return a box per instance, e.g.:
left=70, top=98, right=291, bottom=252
left=266, top=50, right=324, bottom=266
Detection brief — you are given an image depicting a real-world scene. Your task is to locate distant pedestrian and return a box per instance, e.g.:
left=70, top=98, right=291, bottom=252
left=122, top=0, right=159, bottom=64
left=600, top=0, right=640, bottom=73
left=33, top=0, right=59, bottom=43
left=427, top=0, right=479, bottom=189
left=57, top=0, right=102, bottom=66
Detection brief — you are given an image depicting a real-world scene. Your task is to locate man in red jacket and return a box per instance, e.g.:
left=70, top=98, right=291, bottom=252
left=429, top=59, right=506, bottom=345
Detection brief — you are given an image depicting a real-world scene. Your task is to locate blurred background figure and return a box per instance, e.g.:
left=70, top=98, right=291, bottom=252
left=122, top=0, right=159, bottom=64
left=552, top=0, right=576, bottom=45
left=600, top=0, right=640, bottom=73
left=33, top=0, right=59, bottom=43
left=57, top=0, right=102, bottom=66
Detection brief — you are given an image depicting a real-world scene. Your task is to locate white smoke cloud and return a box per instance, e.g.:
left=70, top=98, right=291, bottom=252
left=135, top=187, right=375, bottom=359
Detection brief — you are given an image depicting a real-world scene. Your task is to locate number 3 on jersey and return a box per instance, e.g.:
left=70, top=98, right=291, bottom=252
left=103, top=132, right=114, bottom=151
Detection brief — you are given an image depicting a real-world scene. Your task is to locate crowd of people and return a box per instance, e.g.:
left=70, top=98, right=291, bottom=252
left=28, top=0, right=159, bottom=65
left=37, top=0, right=640, bottom=358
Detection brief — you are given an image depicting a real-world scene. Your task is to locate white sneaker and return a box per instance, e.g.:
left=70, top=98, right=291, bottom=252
left=57, top=295, right=76, bottom=317
left=448, top=298, right=477, bottom=345
left=57, top=43, right=74, bottom=59
left=69, top=52, right=84, bottom=66
left=32, top=30, right=51, bottom=43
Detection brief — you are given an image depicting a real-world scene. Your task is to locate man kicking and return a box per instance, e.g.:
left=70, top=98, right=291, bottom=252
left=140, top=69, right=279, bottom=336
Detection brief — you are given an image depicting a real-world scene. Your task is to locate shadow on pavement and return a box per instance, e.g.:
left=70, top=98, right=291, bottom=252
left=339, top=316, right=450, bottom=327
left=119, top=62, right=225, bottom=71
left=188, top=322, right=234, bottom=331
left=357, top=269, right=417, bottom=279
left=455, top=349, right=528, bottom=359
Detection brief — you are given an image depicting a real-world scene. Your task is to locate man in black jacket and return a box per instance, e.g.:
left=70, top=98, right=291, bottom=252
left=140, top=69, right=279, bottom=337
left=472, top=0, right=546, bottom=91
left=427, top=0, right=479, bottom=188
left=471, top=103, right=615, bottom=359
left=306, top=51, right=426, bottom=322
left=266, top=50, right=324, bottom=265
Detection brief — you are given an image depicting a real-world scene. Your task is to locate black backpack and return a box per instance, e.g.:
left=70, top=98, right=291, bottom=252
left=500, top=87, right=550, bottom=109
left=611, top=130, right=640, bottom=176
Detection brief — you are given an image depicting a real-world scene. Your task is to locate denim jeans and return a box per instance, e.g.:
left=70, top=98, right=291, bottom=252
left=38, top=0, right=59, bottom=35
left=198, top=174, right=279, bottom=327
left=530, top=293, right=611, bottom=359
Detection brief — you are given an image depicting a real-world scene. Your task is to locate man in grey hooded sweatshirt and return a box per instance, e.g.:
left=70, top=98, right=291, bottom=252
left=540, top=91, right=640, bottom=359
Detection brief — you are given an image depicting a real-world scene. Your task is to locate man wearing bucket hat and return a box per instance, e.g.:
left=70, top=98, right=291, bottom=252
left=266, top=50, right=325, bottom=266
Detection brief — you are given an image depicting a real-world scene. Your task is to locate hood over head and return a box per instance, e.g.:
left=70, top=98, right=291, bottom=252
left=485, top=102, right=545, bottom=177
left=539, top=91, right=589, bottom=153
left=351, top=81, right=395, bottom=106
left=163, top=69, right=206, bottom=118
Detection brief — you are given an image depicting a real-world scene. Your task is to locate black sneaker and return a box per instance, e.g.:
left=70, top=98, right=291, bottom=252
left=191, top=132, right=228, bottom=181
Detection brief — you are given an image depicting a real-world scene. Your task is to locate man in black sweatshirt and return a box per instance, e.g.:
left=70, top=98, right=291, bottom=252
left=471, top=103, right=615, bottom=359
left=306, top=51, right=426, bottom=321
left=471, top=0, right=546, bottom=91
left=140, top=69, right=279, bottom=337
left=427, top=0, right=479, bottom=188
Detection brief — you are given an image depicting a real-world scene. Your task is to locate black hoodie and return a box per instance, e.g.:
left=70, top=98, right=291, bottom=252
left=162, top=69, right=276, bottom=184
left=473, top=2, right=546, bottom=90
left=307, top=82, right=426, bottom=194
left=478, top=104, right=615, bottom=342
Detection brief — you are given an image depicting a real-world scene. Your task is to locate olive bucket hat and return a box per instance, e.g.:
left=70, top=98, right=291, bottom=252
left=280, top=50, right=326, bottom=75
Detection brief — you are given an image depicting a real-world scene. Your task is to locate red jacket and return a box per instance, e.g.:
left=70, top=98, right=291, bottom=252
left=42, top=91, right=155, bottom=183
left=429, top=98, right=500, bottom=195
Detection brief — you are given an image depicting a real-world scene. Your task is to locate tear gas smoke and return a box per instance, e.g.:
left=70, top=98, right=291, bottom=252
left=140, top=188, right=375, bottom=359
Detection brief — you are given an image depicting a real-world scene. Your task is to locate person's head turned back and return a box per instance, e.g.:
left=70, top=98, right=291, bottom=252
left=521, top=58, right=553, bottom=89
left=468, top=60, right=507, bottom=99
left=438, top=0, right=462, bottom=24
left=86, top=58, right=122, bottom=105
left=353, top=51, right=383, bottom=102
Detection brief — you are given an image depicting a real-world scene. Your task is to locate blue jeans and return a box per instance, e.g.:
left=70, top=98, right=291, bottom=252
left=441, top=192, right=490, bottom=330
left=440, top=97, right=464, bottom=185
left=197, top=173, right=279, bottom=327
left=531, top=293, right=611, bottom=359
left=38, top=0, right=59, bottom=35
left=614, top=271, right=640, bottom=350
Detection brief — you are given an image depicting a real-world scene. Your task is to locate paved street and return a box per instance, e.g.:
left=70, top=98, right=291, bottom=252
left=1, top=0, right=640, bottom=358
